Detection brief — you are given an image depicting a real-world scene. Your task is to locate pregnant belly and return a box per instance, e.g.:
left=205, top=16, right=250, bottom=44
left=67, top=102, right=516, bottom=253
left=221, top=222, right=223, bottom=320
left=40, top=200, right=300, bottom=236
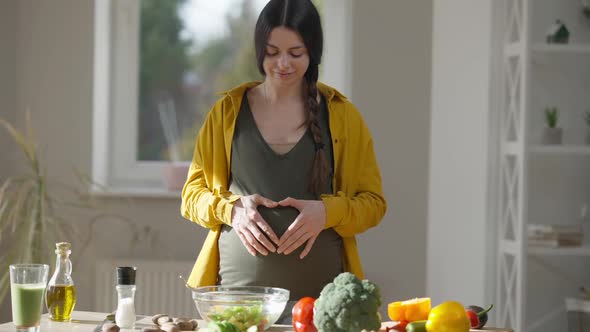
left=218, top=206, right=343, bottom=299
left=257, top=206, right=299, bottom=236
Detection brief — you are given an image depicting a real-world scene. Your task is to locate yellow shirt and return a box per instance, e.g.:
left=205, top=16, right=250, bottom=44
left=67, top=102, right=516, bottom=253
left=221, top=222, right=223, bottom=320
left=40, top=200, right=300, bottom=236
left=181, top=81, right=387, bottom=287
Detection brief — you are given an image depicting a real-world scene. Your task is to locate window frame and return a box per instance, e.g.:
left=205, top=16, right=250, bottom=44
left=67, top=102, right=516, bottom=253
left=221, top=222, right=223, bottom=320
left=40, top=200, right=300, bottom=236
left=92, top=0, right=353, bottom=196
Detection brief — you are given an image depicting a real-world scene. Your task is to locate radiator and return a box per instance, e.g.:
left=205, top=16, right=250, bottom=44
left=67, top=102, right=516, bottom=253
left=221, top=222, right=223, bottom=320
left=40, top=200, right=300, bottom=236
left=94, top=259, right=197, bottom=318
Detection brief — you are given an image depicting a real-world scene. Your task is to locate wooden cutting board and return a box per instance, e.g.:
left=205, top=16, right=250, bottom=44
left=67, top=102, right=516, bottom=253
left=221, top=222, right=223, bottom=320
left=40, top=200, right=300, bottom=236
left=261, top=323, right=515, bottom=332
left=143, top=320, right=515, bottom=332
left=379, top=321, right=514, bottom=332
left=179, top=327, right=515, bottom=331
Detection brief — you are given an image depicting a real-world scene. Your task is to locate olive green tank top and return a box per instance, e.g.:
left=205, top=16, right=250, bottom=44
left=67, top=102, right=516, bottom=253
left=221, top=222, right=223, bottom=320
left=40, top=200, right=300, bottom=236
left=219, top=91, right=343, bottom=300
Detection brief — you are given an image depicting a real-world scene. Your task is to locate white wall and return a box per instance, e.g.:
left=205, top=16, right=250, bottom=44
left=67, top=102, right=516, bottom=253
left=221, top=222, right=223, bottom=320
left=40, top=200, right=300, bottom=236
left=0, top=0, right=17, bottom=174
left=322, top=0, right=352, bottom=97
left=0, top=0, right=18, bottom=321
left=0, top=0, right=433, bottom=322
left=428, top=0, right=496, bottom=308
left=351, top=0, right=433, bottom=306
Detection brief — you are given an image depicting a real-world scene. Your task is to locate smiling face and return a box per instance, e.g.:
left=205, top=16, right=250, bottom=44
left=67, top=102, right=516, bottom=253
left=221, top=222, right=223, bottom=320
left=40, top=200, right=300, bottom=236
left=262, top=26, right=310, bottom=87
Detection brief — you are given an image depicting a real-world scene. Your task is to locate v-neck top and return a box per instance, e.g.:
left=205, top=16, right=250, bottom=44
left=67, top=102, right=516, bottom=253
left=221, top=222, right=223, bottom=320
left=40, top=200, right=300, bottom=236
left=218, top=91, right=343, bottom=300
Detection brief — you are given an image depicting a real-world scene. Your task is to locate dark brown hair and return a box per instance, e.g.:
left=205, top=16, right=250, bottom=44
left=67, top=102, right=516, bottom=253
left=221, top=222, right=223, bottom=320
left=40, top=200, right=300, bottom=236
left=254, top=0, right=331, bottom=196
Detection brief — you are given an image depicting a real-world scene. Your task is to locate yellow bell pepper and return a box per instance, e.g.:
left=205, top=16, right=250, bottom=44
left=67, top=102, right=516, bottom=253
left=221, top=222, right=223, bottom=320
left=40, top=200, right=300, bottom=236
left=425, top=301, right=470, bottom=332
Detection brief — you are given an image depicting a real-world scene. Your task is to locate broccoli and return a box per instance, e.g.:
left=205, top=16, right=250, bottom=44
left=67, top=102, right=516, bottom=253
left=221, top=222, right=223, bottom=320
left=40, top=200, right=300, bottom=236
left=313, top=272, right=382, bottom=332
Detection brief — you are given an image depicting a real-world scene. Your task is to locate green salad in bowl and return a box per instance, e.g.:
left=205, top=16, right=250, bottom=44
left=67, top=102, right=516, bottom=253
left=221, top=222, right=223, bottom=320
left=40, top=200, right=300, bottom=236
left=192, top=286, right=289, bottom=332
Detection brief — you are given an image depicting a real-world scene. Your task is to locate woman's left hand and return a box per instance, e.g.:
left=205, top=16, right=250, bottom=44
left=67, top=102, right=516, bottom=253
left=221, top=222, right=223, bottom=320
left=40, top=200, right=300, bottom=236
left=277, top=197, right=326, bottom=259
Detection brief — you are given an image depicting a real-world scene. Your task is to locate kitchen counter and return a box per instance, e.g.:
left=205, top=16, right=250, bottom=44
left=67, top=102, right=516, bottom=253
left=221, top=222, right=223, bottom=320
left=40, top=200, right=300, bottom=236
left=0, top=312, right=294, bottom=332
left=0, top=311, right=513, bottom=332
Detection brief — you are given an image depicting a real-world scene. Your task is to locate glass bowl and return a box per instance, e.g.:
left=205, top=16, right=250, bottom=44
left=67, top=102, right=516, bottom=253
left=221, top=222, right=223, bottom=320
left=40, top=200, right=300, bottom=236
left=192, top=286, right=290, bottom=331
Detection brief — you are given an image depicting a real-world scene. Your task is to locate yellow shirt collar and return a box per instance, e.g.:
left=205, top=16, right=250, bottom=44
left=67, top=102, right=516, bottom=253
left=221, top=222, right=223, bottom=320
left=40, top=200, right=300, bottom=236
left=218, top=81, right=348, bottom=103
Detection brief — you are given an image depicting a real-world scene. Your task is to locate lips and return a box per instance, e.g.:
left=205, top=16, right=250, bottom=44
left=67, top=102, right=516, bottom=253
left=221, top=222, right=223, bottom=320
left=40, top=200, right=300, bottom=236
left=276, top=72, right=294, bottom=78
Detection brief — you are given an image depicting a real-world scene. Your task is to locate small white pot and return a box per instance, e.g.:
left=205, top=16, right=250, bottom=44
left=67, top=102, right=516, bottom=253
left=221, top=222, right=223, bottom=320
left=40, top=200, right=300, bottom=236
left=541, top=127, right=563, bottom=145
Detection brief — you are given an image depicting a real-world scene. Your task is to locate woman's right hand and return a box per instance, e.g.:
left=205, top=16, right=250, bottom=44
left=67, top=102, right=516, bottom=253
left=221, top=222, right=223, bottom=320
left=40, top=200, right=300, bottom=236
left=231, top=194, right=280, bottom=256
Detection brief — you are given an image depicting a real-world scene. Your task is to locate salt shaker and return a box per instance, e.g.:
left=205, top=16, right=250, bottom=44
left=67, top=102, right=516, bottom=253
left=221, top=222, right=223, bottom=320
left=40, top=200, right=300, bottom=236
left=115, top=266, right=137, bottom=329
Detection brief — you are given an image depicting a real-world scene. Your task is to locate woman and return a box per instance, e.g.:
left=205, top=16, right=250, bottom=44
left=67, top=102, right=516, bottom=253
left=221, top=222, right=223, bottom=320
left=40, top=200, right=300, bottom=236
left=181, top=0, right=386, bottom=313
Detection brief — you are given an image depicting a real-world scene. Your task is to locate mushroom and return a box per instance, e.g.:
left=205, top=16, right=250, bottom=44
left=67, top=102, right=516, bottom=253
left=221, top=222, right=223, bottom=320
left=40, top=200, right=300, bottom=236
left=102, top=323, right=120, bottom=332
left=152, top=314, right=172, bottom=326
left=175, top=320, right=194, bottom=331
left=160, top=323, right=180, bottom=332
left=142, top=326, right=163, bottom=332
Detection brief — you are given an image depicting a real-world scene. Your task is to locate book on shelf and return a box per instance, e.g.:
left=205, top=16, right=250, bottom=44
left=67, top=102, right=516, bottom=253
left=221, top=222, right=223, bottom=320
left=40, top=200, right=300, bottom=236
left=528, top=232, right=583, bottom=240
left=527, top=224, right=584, bottom=247
left=527, top=223, right=583, bottom=233
left=528, top=238, right=583, bottom=247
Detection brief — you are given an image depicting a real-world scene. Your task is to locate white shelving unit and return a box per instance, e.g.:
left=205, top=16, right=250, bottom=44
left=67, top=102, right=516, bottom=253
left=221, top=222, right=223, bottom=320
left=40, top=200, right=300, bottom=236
left=508, top=43, right=590, bottom=56
left=497, top=1, right=590, bottom=331
left=528, top=245, right=590, bottom=256
left=531, top=43, right=590, bottom=53
left=530, top=145, right=590, bottom=155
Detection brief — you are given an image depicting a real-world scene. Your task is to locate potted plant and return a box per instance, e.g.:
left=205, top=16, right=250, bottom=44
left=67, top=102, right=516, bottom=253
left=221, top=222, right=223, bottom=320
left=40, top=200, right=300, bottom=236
left=0, top=114, right=142, bottom=304
left=546, top=20, right=570, bottom=44
left=541, top=107, right=562, bottom=145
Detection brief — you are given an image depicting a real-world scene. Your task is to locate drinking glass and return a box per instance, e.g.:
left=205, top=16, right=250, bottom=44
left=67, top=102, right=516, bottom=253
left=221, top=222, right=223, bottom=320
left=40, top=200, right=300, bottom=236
left=10, top=264, right=49, bottom=332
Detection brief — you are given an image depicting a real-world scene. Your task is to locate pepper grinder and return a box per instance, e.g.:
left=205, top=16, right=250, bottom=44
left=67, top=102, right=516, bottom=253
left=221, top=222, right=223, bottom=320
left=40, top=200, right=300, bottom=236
left=115, top=266, right=137, bottom=329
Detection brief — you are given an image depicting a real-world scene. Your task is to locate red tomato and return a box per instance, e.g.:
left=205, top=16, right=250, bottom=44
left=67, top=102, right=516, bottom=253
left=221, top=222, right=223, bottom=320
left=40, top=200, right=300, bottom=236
left=292, top=297, right=317, bottom=332
left=466, top=310, right=481, bottom=328
left=388, top=320, right=409, bottom=331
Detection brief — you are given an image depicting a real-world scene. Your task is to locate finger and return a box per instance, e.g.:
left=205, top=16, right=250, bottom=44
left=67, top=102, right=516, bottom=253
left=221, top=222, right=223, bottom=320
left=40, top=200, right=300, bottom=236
left=278, top=224, right=307, bottom=254
left=246, top=222, right=276, bottom=252
left=282, top=231, right=311, bottom=256
left=278, top=196, right=299, bottom=209
left=242, top=228, right=269, bottom=256
left=252, top=214, right=280, bottom=245
left=235, top=230, right=257, bottom=256
left=299, top=235, right=318, bottom=259
left=246, top=210, right=279, bottom=245
left=255, top=194, right=278, bottom=208
left=278, top=215, right=303, bottom=247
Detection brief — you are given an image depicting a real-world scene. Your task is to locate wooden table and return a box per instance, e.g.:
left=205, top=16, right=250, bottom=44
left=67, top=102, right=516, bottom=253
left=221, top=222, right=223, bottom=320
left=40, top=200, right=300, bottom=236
left=0, top=311, right=513, bottom=332
left=0, top=312, right=299, bottom=332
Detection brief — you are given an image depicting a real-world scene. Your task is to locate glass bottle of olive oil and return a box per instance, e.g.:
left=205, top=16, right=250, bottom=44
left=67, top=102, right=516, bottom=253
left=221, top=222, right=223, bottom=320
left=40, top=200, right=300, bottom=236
left=46, top=242, right=77, bottom=321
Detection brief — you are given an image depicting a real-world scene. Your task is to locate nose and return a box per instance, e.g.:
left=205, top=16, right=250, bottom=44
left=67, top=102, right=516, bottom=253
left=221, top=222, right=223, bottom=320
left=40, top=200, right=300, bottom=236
left=277, top=53, right=290, bottom=69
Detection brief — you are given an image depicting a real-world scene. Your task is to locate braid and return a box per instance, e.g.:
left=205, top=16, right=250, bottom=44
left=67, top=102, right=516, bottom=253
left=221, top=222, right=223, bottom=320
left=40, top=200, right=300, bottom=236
left=305, top=64, right=331, bottom=196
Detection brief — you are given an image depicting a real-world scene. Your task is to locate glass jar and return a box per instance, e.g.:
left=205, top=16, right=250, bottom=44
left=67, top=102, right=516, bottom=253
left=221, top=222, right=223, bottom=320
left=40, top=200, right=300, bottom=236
left=45, top=242, right=76, bottom=322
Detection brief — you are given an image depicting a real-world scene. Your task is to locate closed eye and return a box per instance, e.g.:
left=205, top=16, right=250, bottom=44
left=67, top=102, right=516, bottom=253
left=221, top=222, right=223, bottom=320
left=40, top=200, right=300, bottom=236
left=266, top=43, right=306, bottom=58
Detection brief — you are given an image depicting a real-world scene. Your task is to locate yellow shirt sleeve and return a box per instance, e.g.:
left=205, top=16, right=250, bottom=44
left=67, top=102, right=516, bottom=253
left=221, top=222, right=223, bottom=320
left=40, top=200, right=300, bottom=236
left=180, top=99, right=241, bottom=228
left=320, top=102, right=387, bottom=237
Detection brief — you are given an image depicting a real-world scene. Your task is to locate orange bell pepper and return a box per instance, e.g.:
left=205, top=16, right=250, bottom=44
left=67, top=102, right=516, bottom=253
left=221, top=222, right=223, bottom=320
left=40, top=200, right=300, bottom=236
left=387, top=297, right=431, bottom=322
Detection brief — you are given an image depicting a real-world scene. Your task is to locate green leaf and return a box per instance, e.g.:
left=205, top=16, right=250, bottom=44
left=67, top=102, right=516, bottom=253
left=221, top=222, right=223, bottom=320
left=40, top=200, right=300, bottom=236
left=0, top=270, right=10, bottom=304
left=0, top=118, right=36, bottom=167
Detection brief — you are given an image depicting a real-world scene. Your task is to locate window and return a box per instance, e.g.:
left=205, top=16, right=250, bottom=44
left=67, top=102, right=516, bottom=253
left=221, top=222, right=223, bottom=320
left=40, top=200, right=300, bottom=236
left=93, top=0, right=352, bottom=195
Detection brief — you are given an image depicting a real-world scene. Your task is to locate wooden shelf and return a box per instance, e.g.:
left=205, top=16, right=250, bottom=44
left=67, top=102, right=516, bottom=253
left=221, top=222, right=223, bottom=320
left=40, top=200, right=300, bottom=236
left=532, top=43, right=590, bottom=55
left=528, top=245, right=590, bottom=256
left=530, top=145, right=590, bottom=155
